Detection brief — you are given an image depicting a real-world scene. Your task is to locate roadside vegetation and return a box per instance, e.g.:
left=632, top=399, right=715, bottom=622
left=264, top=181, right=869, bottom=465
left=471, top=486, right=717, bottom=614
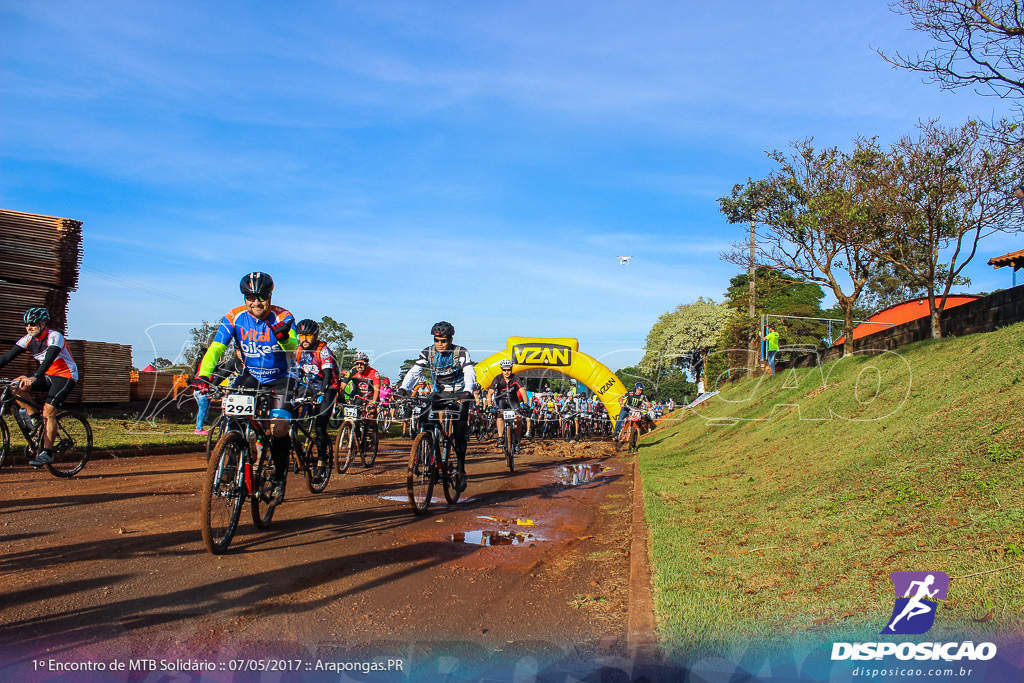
left=638, top=322, right=1024, bottom=659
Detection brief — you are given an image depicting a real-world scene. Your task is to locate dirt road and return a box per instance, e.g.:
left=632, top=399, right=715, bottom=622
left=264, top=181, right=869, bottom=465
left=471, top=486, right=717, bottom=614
left=1, top=434, right=649, bottom=681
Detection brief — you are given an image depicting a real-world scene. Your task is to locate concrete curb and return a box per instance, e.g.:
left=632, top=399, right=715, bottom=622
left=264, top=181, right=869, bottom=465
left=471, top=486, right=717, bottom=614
left=628, top=453, right=660, bottom=663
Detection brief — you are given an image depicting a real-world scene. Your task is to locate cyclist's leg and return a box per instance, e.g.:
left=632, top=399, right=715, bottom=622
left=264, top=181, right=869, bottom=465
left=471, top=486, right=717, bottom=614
left=314, top=388, right=337, bottom=458
left=454, top=398, right=470, bottom=474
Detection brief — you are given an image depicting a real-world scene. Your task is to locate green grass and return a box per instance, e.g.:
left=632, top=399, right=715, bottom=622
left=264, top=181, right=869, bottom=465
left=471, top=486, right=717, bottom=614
left=639, top=321, right=1024, bottom=659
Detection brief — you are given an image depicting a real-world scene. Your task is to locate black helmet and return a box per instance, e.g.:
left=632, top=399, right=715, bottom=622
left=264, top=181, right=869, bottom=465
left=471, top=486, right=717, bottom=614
left=295, top=319, right=319, bottom=336
left=239, top=272, right=274, bottom=298
left=431, top=321, right=455, bottom=338
left=23, top=307, right=50, bottom=325
left=634, top=381, right=645, bottom=390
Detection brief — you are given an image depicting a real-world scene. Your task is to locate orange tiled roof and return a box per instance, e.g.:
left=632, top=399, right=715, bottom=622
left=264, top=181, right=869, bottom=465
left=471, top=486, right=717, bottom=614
left=988, top=248, right=1024, bottom=268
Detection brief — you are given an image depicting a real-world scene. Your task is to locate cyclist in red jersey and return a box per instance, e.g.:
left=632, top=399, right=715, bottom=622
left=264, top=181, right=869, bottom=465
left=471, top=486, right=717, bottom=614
left=294, top=319, right=339, bottom=463
left=340, top=352, right=380, bottom=408
left=0, top=308, right=80, bottom=466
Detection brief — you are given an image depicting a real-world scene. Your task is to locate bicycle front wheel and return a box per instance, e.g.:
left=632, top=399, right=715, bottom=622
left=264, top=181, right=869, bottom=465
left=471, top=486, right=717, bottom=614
left=379, top=407, right=393, bottom=431
left=205, top=414, right=227, bottom=463
left=628, top=425, right=639, bottom=453
left=251, top=446, right=277, bottom=529
left=0, top=417, right=10, bottom=469
left=504, top=429, right=515, bottom=472
left=200, top=431, right=246, bottom=555
left=441, top=440, right=461, bottom=505
left=407, top=432, right=435, bottom=515
left=336, top=422, right=356, bottom=473
left=46, top=412, right=93, bottom=478
left=304, top=438, right=331, bottom=494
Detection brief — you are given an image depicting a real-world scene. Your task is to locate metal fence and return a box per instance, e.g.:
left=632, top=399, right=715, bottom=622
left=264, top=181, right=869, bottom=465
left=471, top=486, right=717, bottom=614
left=762, top=314, right=894, bottom=364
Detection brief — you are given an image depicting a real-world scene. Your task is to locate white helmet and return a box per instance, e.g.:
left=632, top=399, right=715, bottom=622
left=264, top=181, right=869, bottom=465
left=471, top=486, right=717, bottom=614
left=499, top=359, right=513, bottom=370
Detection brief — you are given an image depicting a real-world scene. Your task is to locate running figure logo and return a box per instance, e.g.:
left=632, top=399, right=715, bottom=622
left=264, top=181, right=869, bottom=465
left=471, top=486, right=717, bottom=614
left=882, top=571, right=949, bottom=635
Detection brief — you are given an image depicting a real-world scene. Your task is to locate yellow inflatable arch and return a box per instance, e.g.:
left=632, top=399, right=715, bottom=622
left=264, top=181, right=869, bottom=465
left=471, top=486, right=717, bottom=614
left=476, top=337, right=628, bottom=423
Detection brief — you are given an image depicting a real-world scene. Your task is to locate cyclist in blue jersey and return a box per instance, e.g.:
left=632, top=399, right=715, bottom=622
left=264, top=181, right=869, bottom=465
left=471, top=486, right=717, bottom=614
left=396, top=321, right=476, bottom=491
left=196, top=272, right=298, bottom=504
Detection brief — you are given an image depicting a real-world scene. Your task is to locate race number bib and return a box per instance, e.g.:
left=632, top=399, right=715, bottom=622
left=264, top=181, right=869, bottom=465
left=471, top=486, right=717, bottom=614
left=503, top=410, right=517, bottom=421
left=343, top=406, right=359, bottom=420
left=223, top=394, right=255, bottom=416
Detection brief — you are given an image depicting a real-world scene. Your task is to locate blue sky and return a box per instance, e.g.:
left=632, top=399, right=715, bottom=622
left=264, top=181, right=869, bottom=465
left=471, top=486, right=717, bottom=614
left=2, top=1, right=1019, bottom=378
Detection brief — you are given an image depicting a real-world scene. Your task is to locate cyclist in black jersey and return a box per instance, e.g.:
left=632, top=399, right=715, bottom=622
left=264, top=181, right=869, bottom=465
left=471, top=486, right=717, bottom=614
left=614, top=381, right=649, bottom=437
left=487, top=359, right=529, bottom=446
left=397, top=321, right=476, bottom=490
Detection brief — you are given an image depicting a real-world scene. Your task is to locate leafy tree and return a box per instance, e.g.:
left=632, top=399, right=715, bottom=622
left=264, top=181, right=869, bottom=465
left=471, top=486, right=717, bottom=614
left=871, top=118, right=1023, bottom=337
left=180, top=320, right=219, bottom=370
left=616, top=365, right=695, bottom=404
left=720, top=138, right=890, bottom=357
left=319, top=315, right=354, bottom=358
left=877, top=0, right=1024, bottom=100
left=152, top=357, right=174, bottom=369
left=640, top=297, right=735, bottom=387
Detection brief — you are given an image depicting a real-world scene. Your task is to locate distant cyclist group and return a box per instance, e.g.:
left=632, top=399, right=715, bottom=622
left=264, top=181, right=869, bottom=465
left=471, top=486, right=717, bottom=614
left=1, top=271, right=671, bottom=552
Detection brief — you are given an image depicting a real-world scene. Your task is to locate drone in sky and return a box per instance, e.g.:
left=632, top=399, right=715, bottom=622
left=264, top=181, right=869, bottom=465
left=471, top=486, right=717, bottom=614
left=616, top=256, right=632, bottom=265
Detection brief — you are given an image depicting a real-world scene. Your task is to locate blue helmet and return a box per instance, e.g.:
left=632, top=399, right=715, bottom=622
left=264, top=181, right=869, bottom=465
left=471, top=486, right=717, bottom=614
left=23, top=307, right=50, bottom=325
left=634, top=382, right=645, bottom=391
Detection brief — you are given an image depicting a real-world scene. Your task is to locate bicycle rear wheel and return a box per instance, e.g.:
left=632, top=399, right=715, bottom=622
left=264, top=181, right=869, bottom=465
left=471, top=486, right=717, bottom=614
left=200, top=432, right=246, bottom=555
left=304, top=438, right=331, bottom=493
left=251, top=447, right=277, bottom=529
left=336, top=422, right=357, bottom=473
left=0, top=418, right=10, bottom=468
left=407, top=432, right=435, bottom=514
left=46, top=412, right=92, bottom=478
left=361, top=425, right=378, bottom=467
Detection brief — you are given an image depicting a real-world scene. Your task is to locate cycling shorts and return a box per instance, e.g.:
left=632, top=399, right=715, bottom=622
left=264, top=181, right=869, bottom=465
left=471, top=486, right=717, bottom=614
left=28, top=375, right=76, bottom=408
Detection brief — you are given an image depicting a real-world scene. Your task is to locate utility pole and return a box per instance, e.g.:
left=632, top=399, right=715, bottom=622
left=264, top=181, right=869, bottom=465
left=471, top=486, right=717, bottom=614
left=748, top=218, right=757, bottom=376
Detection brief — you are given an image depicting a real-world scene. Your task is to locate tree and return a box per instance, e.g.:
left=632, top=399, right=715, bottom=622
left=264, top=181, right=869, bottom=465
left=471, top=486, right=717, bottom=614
left=720, top=139, right=891, bottom=357
left=319, top=315, right=354, bottom=358
left=152, top=357, right=174, bottom=370
left=878, top=0, right=1024, bottom=100
left=640, top=298, right=735, bottom=387
left=874, top=118, right=1023, bottom=337
left=180, top=320, right=219, bottom=370
left=616, top=364, right=695, bottom=404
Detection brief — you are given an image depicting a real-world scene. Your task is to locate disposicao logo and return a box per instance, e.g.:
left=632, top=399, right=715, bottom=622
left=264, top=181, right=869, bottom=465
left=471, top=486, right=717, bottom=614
left=831, top=570, right=998, bottom=663
left=882, top=571, right=949, bottom=635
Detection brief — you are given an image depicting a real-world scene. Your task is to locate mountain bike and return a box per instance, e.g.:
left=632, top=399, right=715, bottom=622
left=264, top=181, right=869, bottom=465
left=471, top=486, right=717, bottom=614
left=335, top=401, right=378, bottom=473
left=616, top=409, right=643, bottom=453
left=199, top=384, right=283, bottom=555
left=499, top=408, right=522, bottom=472
left=377, top=401, right=394, bottom=431
left=0, top=378, right=92, bottom=477
left=406, top=393, right=465, bottom=514
left=288, top=394, right=332, bottom=493
left=560, top=410, right=578, bottom=442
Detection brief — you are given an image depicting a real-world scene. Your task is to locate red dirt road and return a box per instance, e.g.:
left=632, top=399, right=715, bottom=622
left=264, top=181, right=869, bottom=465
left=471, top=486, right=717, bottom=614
left=1, top=435, right=650, bottom=681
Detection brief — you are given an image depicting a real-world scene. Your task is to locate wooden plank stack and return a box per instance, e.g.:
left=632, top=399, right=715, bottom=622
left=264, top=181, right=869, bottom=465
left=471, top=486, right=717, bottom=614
left=1, top=208, right=135, bottom=404
left=66, top=341, right=132, bottom=403
left=130, top=371, right=179, bottom=401
left=0, top=208, right=83, bottom=343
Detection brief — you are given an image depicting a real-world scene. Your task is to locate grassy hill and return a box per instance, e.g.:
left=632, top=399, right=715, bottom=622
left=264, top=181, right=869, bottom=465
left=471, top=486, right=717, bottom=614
left=638, top=321, right=1024, bottom=659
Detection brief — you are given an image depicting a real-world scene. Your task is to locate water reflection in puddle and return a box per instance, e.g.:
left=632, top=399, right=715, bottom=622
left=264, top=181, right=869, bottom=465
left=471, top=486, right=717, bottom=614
left=556, top=463, right=604, bottom=486
left=450, top=530, right=541, bottom=546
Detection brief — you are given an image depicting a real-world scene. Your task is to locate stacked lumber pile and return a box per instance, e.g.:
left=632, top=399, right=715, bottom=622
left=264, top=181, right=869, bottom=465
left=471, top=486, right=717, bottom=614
left=1, top=208, right=135, bottom=404
left=0, top=208, right=82, bottom=343
left=66, top=341, right=132, bottom=403
left=130, top=371, right=179, bottom=401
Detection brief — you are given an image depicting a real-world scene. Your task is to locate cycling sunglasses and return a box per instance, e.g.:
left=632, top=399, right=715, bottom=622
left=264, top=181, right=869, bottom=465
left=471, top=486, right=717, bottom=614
left=433, top=336, right=451, bottom=342
left=297, top=333, right=316, bottom=341
left=244, top=294, right=269, bottom=302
